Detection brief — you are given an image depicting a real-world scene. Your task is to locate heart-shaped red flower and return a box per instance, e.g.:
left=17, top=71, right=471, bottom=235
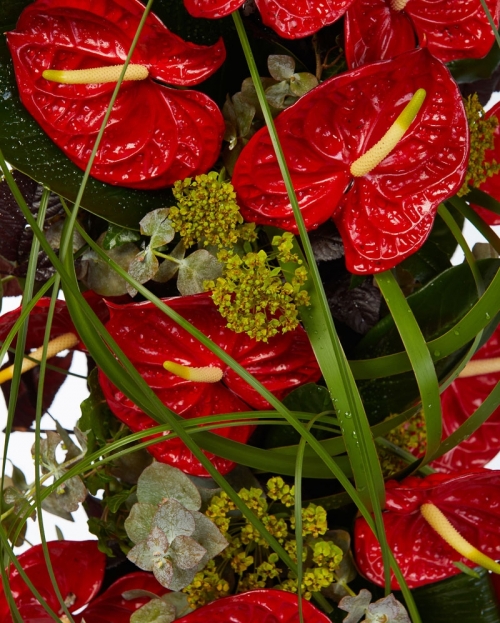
left=98, top=293, right=321, bottom=476
left=344, top=0, right=500, bottom=68
left=354, top=470, right=500, bottom=589
left=183, top=0, right=355, bottom=39
left=175, top=589, right=331, bottom=623
left=6, top=0, right=226, bottom=189
left=0, top=540, right=165, bottom=623
left=232, top=48, right=468, bottom=274
left=432, top=323, right=500, bottom=473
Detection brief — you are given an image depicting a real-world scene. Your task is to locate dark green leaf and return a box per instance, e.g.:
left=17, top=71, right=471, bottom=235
left=448, top=42, right=500, bottom=83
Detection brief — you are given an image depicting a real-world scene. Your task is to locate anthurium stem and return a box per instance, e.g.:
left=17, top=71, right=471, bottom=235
left=0, top=333, right=79, bottom=384
left=43, top=64, right=148, bottom=84
left=421, top=503, right=500, bottom=573
left=459, top=357, right=500, bottom=378
left=163, top=361, right=223, bottom=382
left=350, top=89, right=426, bottom=177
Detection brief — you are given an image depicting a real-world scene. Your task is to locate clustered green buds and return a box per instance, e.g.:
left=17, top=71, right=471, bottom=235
left=205, top=233, right=310, bottom=342
left=124, top=463, right=228, bottom=590
left=182, top=476, right=348, bottom=606
left=458, top=93, right=500, bottom=196
left=170, top=171, right=256, bottom=249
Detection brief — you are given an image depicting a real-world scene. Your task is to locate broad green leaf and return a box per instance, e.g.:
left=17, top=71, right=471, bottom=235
left=136, top=463, right=201, bottom=510
left=289, top=72, right=318, bottom=97
left=355, top=259, right=500, bottom=423
left=168, top=535, right=206, bottom=570
left=191, top=511, right=228, bottom=564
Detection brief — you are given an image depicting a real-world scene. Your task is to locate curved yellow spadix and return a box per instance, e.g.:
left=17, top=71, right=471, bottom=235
left=42, top=64, right=148, bottom=85
left=350, top=88, right=426, bottom=177
left=421, top=503, right=500, bottom=574
left=0, top=332, right=79, bottom=384
left=163, top=361, right=224, bottom=383
left=391, top=0, right=409, bottom=10
left=458, top=356, right=500, bottom=378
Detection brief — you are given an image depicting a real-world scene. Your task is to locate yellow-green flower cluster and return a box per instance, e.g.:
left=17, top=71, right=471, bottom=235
left=182, top=560, right=230, bottom=608
left=458, top=94, right=500, bottom=196
left=205, top=240, right=310, bottom=342
left=170, top=171, right=256, bottom=248
left=182, top=478, right=344, bottom=606
left=379, top=411, right=426, bottom=477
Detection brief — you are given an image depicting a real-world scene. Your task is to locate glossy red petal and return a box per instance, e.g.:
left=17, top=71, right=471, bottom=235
left=0, top=291, right=108, bottom=351
left=176, top=589, right=331, bottom=623
left=73, top=572, right=166, bottom=623
left=432, top=324, right=500, bottom=473
left=255, top=0, right=356, bottom=39
left=0, top=541, right=105, bottom=623
left=6, top=0, right=225, bottom=189
left=15, top=0, right=226, bottom=86
left=344, top=0, right=417, bottom=68
left=345, top=0, right=500, bottom=68
left=233, top=49, right=468, bottom=274
left=98, top=293, right=320, bottom=476
left=471, top=101, right=500, bottom=225
left=354, top=471, right=500, bottom=589
left=183, top=0, right=244, bottom=19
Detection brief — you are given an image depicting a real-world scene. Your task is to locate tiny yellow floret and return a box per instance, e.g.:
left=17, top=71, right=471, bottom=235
left=43, top=64, right=148, bottom=85
left=163, top=361, right=223, bottom=383
left=350, top=88, right=426, bottom=177
left=421, top=502, right=500, bottom=574
left=0, top=332, right=79, bottom=384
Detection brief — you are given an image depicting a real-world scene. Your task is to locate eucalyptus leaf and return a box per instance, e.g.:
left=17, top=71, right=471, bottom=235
left=168, top=534, right=206, bottom=570
left=128, top=526, right=170, bottom=572
left=140, top=209, right=175, bottom=249
left=103, top=224, right=141, bottom=250
left=177, top=249, right=223, bottom=295
left=163, top=564, right=197, bottom=592
left=10, top=463, right=28, bottom=491
left=265, top=81, right=291, bottom=109
left=136, top=463, right=201, bottom=511
left=232, top=92, right=256, bottom=138
left=41, top=474, right=87, bottom=515
left=338, top=589, right=373, bottom=623
left=81, top=233, right=139, bottom=296
left=125, top=503, right=158, bottom=544
left=153, top=498, right=196, bottom=543
left=268, top=55, right=295, bottom=81
left=127, top=248, right=159, bottom=297
left=153, top=240, right=185, bottom=283
left=366, top=595, right=411, bottom=623
left=289, top=72, right=318, bottom=97
left=190, top=511, right=228, bottom=565
left=131, top=599, right=175, bottom=623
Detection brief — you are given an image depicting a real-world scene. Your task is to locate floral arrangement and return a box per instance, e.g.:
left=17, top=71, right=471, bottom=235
left=1, top=0, right=500, bottom=622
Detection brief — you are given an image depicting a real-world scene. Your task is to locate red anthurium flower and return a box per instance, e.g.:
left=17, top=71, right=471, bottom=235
left=354, top=470, right=500, bottom=589
left=470, top=100, right=500, bottom=225
left=176, top=589, right=331, bottom=623
left=6, top=0, right=226, bottom=189
left=432, top=323, right=500, bottom=473
left=0, top=540, right=165, bottom=623
left=98, top=292, right=321, bottom=477
left=183, top=0, right=355, bottom=40
left=344, top=0, right=500, bottom=69
left=232, top=48, right=468, bottom=274
left=0, top=291, right=108, bottom=354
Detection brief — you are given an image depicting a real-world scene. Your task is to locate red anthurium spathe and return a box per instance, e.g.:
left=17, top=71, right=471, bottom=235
left=344, top=0, right=500, bottom=69
left=432, top=323, right=500, bottom=473
left=354, top=470, right=500, bottom=589
left=232, top=48, right=468, bottom=274
left=0, top=540, right=165, bottom=622
left=471, top=101, right=500, bottom=225
left=176, top=589, right=331, bottom=623
left=6, top=0, right=226, bottom=189
left=98, top=292, right=321, bottom=477
left=183, top=0, right=355, bottom=40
